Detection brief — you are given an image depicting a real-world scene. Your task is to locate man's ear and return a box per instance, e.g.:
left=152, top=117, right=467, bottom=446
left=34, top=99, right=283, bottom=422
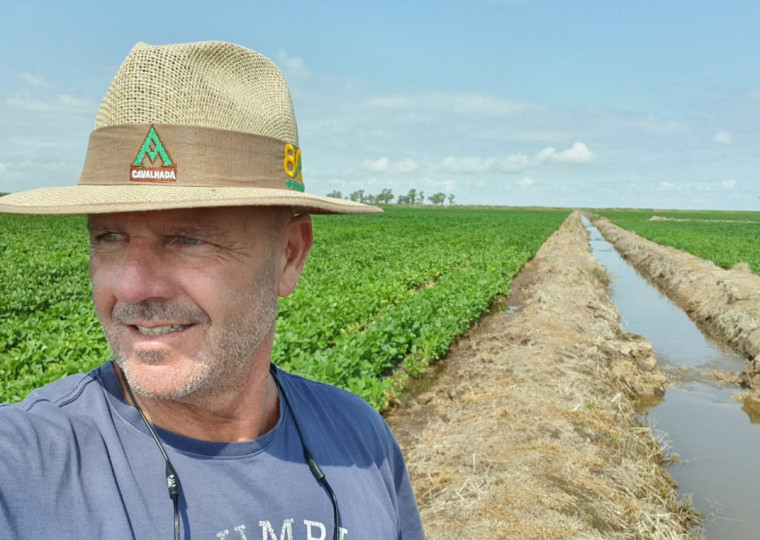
left=277, top=213, right=314, bottom=298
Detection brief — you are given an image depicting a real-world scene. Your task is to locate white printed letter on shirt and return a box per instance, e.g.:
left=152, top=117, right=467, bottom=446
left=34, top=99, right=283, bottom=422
left=303, top=520, right=326, bottom=540
left=259, top=519, right=294, bottom=540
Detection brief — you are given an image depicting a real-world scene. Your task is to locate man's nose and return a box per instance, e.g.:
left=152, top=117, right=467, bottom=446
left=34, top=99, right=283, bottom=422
left=110, top=242, right=176, bottom=304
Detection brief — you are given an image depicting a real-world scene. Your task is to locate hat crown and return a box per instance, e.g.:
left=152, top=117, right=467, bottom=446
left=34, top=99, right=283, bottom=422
left=94, top=41, right=299, bottom=145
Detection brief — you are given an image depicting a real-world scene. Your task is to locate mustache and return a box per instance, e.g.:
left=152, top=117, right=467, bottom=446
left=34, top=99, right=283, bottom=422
left=112, top=300, right=211, bottom=326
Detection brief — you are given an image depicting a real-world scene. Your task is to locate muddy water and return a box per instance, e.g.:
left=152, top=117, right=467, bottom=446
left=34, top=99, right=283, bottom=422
left=584, top=218, right=760, bottom=539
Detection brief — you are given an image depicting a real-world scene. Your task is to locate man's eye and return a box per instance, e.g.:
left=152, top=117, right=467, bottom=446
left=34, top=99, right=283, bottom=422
left=100, top=232, right=120, bottom=243
left=180, top=236, right=201, bottom=245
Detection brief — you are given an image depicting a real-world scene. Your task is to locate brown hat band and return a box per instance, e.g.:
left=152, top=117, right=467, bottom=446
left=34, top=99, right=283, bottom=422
left=79, top=124, right=305, bottom=192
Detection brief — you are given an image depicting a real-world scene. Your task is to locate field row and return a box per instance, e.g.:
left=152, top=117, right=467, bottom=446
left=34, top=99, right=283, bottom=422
left=598, top=209, right=760, bottom=275
left=0, top=208, right=568, bottom=407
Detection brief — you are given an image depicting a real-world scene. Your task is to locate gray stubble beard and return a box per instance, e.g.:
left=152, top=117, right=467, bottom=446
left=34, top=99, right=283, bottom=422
left=106, top=255, right=279, bottom=404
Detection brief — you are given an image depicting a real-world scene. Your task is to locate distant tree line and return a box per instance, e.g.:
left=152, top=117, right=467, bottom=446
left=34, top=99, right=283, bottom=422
left=326, top=188, right=455, bottom=206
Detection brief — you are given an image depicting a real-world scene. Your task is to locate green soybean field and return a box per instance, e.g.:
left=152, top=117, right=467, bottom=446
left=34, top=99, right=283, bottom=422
left=598, top=209, right=760, bottom=275
left=1, top=207, right=568, bottom=408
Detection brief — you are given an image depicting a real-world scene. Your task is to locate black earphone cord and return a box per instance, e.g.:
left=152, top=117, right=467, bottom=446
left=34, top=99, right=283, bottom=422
left=122, top=365, right=342, bottom=540
left=122, top=377, right=181, bottom=540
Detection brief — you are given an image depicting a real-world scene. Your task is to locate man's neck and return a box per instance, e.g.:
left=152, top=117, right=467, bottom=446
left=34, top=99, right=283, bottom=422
left=114, top=362, right=280, bottom=443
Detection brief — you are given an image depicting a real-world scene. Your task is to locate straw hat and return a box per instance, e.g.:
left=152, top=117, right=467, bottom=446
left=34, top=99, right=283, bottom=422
left=0, top=41, right=379, bottom=215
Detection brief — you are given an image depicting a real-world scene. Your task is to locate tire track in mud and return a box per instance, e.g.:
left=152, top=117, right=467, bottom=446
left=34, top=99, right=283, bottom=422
left=385, top=212, right=698, bottom=539
left=592, top=216, right=760, bottom=395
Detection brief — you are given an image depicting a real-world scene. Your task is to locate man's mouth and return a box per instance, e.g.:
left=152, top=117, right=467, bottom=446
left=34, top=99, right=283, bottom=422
left=135, top=324, right=190, bottom=336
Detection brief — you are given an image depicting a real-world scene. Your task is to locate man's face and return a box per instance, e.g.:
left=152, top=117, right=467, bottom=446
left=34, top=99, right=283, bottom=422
left=88, top=206, right=293, bottom=402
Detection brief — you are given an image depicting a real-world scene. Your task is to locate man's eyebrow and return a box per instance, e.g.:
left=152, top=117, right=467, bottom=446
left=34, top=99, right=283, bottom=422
left=85, top=222, right=225, bottom=239
left=86, top=222, right=115, bottom=234
left=165, top=225, right=225, bottom=239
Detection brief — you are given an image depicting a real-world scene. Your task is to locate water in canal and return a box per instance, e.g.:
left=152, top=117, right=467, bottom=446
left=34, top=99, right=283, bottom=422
left=584, top=217, right=760, bottom=539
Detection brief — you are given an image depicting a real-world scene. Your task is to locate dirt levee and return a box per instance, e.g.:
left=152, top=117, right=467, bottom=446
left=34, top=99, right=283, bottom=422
left=593, top=216, right=760, bottom=392
left=386, top=212, right=697, bottom=539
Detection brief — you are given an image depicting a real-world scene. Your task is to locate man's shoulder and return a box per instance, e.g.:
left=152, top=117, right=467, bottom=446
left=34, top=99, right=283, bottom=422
left=275, top=367, right=379, bottom=415
left=0, top=362, right=113, bottom=438
left=0, top=364, right=118, bottom=483
left=4, top=362, right=110, bottom=411
left=274, top=366, right=391, bottom=439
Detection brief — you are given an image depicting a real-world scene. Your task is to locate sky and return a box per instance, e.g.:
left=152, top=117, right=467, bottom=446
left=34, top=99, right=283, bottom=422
left=1, top=0, right=759, bottom=210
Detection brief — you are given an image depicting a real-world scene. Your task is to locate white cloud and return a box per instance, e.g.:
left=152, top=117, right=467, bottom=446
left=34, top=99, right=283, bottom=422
left=518, top=177, right=534, bottom=186
left=556, top=142, right=595, bottom=164
left=5, top=94, right=94, bottom=115
left=439, top=142, right=594, bottom=176
left=421, top=177, right=456, bottom=192
left=721, top=179, right=737, bottom=189
left=499, top=154, right=531, bottom=172
left=17, top=72, right=48, bottom=87
left=6, top=97, right=54, bottom=112
left=660, top=181, right=675, bottom=190
left=393, top=159, right=418, bottom=173
left=361, top=157, right=418, bottom=174
left=0, top=163, right=8, bottom=177
left=439, top=154, right=531, bottom=175
left=369, top=92, right=529, bottom=116
left=6, top=136, right=76, bottom=149
left=631, top=118, right=690, bottom=135
left=276, top=51, right=310, bottom=79
left=535, top=147, right=557, bottom=162
left=0, top=159, right=81, bottom=192
left=440, top=157, right=484, bottom=174
left=363, top=157, right=390, bottom=172
left=714, top=131, right=732, bottom=145
left=367, top=95, right=412, bottom=109
left=535, top=142, right=594, bottom=164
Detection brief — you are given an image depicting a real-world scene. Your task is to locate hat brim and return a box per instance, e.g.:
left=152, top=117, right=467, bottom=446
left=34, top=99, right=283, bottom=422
left=0, top=185, right=380, bottom=215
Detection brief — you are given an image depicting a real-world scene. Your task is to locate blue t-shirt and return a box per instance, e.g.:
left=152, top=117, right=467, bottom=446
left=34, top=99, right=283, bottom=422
left=0, top=362, right=424, bottom=539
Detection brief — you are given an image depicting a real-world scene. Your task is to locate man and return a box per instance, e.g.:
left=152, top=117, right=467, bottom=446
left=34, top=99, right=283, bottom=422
left=0, top=41, right=424, bottom=539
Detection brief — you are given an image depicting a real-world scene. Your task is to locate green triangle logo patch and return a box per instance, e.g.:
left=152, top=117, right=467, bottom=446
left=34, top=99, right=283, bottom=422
left=130, top=126, right=177, bottom=182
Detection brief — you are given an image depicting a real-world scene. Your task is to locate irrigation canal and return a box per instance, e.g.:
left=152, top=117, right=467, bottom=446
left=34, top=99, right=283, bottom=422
left=584, top=217, right=760, bottom=539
